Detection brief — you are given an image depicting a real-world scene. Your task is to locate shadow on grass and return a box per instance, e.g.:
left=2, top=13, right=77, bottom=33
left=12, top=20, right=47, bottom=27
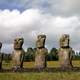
left=0, top=67, right=80, bottom=73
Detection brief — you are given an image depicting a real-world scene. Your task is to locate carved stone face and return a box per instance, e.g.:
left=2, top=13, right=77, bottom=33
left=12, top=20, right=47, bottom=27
left=14, top=38, right=24, bottom=50
left=60, top=34, right=69, bottom=48
left=0, top=42, right=2, bottom=49
left=36, top=35, right=46, bottom=48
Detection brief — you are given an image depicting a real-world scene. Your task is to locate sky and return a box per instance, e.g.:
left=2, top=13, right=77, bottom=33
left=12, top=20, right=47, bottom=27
left=0, top=0, right=80, bottom=53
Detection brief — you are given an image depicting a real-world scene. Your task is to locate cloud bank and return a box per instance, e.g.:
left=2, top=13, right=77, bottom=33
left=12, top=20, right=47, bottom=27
left=0, top=0, right=80, bottom=16
left=0, top=9, right=80, bottom=53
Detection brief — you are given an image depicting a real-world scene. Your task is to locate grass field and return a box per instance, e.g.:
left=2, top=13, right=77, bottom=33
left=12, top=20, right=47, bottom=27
left=0, top=61, right=80, bottom=80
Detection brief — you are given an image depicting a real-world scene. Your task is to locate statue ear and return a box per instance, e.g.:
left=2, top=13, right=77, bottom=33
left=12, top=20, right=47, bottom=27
left=20, top=38, right=24, bottom=43
left=14, top=39, right=17, bottom=43
left=14, top=39, right=16, bottom=41
left=21, top=38, right=23, bottom=40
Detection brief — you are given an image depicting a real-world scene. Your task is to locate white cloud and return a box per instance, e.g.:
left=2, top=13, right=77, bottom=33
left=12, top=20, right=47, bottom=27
left=18, top=0, right=80, bottom=16
left=0, top=8, right=80, bottom=53
left=0, top=0, right=80, bottom=16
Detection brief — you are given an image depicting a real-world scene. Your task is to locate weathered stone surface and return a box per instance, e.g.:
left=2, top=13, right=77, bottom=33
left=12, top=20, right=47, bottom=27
left=58, top=34, right=73, bottom=69
left=35, top=48, right=48, bottom=69
left=36, top=35, right=46, bottom=48
left=59, top=34, right=69, bottom=48
left=0, top=42, right=2, bottom=69
left=35, top=35, right=48, bottom=69
left=14, top=38, right=24, bottom=50
left=12, top=38, right=25, bottom=70
left=58, top=48, right=73, bottom=69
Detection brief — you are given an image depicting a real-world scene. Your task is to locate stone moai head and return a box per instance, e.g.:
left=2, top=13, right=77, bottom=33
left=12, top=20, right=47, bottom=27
left=60, top=34, right=69, bottom=48
left=0, top=42, right=2, bottom=49
left=14, top=38, right=24, bottom=50
left=36, top=35, right=46, bottom=48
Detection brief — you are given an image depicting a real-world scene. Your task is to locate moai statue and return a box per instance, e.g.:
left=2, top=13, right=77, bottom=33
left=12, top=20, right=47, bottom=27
left=35, top=34, right=48, bottom=70
left=12, top=38, right=25, bottom=71
left=0, top=42, right=3, bottom=70
left=58, top=34, right=73, bottom=69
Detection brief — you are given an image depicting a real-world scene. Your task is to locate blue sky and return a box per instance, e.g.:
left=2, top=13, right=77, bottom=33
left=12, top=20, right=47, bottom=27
left=1, top=0, right=80, bottom=16
left=0, top=0, right=80, bottom=53
left=0, top=0, right=48, bottom=11
left=0, top=0, right=25, bottom=11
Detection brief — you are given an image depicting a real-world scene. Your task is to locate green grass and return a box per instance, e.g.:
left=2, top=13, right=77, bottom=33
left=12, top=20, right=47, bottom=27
left=0, top=72, right=80, bottom=80
left=2, top=60, right=80, bottom=68
left=0, top=61, right=80, bottom=80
